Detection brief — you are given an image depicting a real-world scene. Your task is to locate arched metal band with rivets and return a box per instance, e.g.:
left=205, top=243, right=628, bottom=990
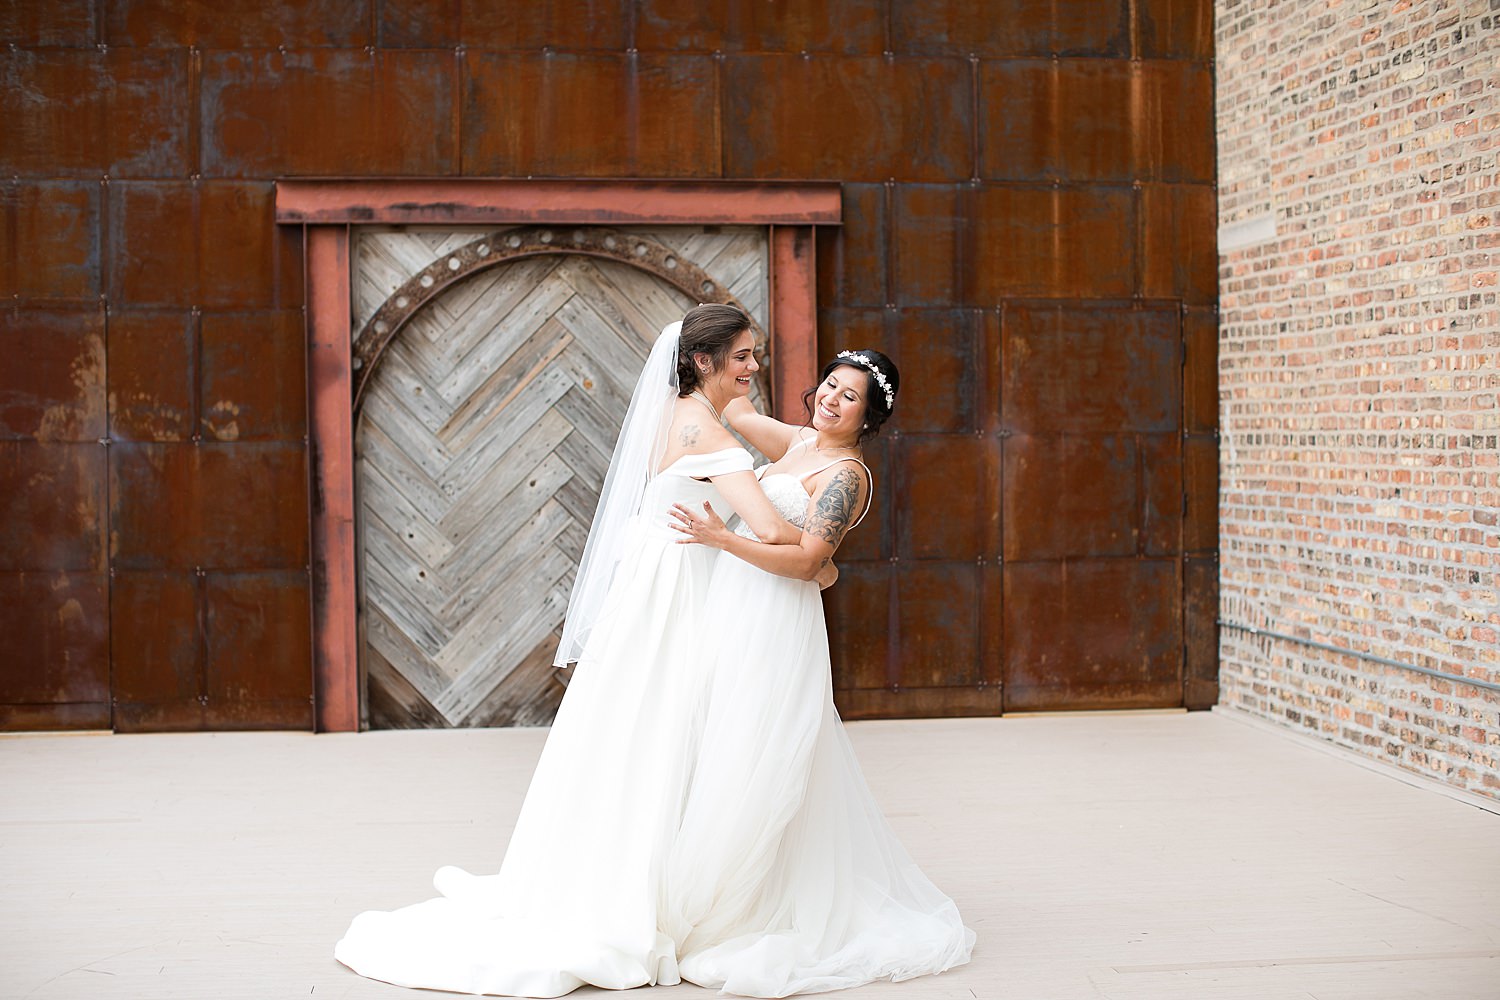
left=351, top=226, right=770, bottom=413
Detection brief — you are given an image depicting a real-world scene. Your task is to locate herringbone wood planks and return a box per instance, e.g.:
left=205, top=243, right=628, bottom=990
left=354, top=230, right=768, bottom=728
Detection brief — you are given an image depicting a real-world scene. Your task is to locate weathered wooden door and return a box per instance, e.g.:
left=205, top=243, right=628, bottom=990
left=353, top=228, right=767, bottom=728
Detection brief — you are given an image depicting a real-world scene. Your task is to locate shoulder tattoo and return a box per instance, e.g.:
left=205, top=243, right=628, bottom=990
left=680, top=423, right=700, bottom=447
left=806, top=467, right=863, bottom=548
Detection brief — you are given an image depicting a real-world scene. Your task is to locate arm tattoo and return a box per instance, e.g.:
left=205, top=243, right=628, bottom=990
left=679, top=423, right=700, bottom=447
left=805, top=468, right=862, bottom=548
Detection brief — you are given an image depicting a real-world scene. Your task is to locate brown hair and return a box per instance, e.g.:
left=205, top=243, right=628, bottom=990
left=676, top=303, right=752, bottom=395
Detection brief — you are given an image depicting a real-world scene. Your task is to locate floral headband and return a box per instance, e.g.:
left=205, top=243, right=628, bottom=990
left=835, top=351, right=894, bottom=410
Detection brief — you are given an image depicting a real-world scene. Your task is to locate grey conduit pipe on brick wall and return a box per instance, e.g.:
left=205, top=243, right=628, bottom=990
left=1217, top=620, right=1500, bottom=697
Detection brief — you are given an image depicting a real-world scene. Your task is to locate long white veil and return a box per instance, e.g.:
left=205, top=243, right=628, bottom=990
left=553, top=321, right=682, bottom=667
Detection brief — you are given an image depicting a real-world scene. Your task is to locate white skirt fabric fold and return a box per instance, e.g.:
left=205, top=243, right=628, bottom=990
left=666, top=556, right=975, bottom=997
left=335, top=527, right=719, bottom=997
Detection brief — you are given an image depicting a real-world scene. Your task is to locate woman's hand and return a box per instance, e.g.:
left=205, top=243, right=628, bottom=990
left=670, top=501, right=736, bottom=551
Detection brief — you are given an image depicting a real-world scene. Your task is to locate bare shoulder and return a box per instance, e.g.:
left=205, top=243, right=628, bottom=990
left=667, top=397, right=739, bottom=453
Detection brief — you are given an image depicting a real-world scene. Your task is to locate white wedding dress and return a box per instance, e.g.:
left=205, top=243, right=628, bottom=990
left=666, top=459, right=976, bottom=996
left=335, top=447, right=754, bottom=998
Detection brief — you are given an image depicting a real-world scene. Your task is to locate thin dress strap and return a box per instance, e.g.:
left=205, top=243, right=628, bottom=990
left=798, top=456, right=874, bottom=530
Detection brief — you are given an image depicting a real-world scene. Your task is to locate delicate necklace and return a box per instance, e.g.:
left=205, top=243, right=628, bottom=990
left=688, top=390, right=722, bottom=424
left=813, top=435, right=860, bottom=456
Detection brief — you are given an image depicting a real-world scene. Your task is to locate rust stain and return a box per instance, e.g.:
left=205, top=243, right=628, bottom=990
left=56, top=597, right=83, bottom=627
left=204, top=400, right=243, bottom=441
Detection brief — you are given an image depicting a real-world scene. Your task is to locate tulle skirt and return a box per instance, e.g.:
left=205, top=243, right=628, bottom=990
left=665, top=555, right=975, bottom=997
left=335, top=536, right=974, bottom=997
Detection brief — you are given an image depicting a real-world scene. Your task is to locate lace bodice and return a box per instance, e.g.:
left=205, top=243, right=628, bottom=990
left=734, top=472, right=811, bottom=540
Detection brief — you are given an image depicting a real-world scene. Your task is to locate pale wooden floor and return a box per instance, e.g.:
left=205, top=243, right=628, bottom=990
left=2, top=710, right=1496, bottom=1000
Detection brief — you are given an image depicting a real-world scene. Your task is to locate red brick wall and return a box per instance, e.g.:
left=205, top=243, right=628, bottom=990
left=1216, top=0, right=1500, bottom=797
left=1, top=1, right=1217, bottom=730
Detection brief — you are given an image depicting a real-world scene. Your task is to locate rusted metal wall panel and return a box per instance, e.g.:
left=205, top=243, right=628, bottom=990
left=0, top=49, right=191, bottom=177
left=0, top=1, right=97, bottom=46
left=1003, top=559, right=1182, bottom=710
left=462, top=54, right=721, bottom=178
left=723, top=56, right=972, bottom=182
left=202, top=51, right=457, bottom=177
left=104, top=0, right=371, bottom=48
left=637, top=0, right=883, bottom=54
left=0, top=182, right=102, bottom=300
left=1, top=0, right=1217, bottom=729
left=893, top=0, right=1131, bottom=57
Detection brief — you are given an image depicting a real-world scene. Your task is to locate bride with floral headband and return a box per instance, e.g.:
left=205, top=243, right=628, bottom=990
left=666, top=348, right=974, bottom=995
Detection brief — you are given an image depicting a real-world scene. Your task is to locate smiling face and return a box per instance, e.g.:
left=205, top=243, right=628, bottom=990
left=811, top=364, right=871, bottom=444
left=699, top=328, right=759, bottom=400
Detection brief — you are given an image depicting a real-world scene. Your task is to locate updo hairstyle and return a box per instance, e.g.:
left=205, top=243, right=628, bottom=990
left=676, top=303, right=752, bottom=395
left=801, top=348, right=900, bottom=443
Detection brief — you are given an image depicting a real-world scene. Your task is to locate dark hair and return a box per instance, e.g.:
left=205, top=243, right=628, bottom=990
left=801, top=349, right=900, bottom=443
left=676, top=303, right=752, bottom=394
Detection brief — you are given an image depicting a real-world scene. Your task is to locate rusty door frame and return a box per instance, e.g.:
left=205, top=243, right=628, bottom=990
left=274, top=179, right=841, bottom=732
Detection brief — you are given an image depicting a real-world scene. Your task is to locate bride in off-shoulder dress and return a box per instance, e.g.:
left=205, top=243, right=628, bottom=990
left=335, top=307, right=813, bottom=997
